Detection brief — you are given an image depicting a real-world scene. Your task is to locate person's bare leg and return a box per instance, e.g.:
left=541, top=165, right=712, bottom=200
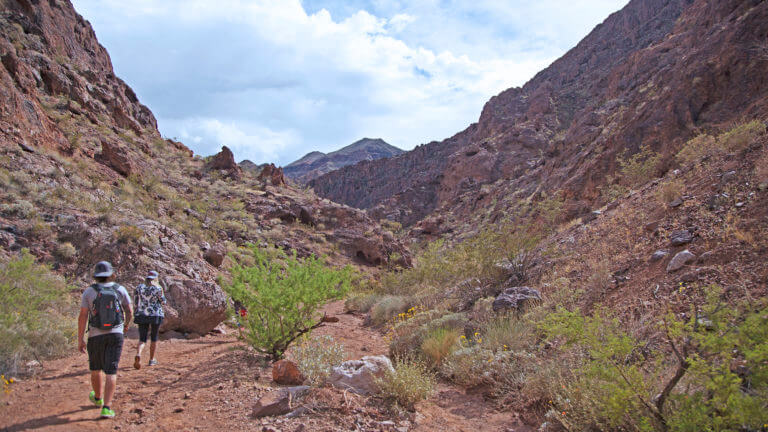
left=90, top=371, right=103, bottom=399
left=103, top=374, right=117, bottom=407
left=149, top=341, right=157, bottom=361
left=136, top=342, right=145, bottom=357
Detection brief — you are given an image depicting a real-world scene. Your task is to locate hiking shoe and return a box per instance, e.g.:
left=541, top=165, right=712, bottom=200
left=100, top=407, right=116, bottom=419
left=134, top=355, right=141, bottom=370
left=148, top=359, right=158, bottom=366
left=89, top=391, right=103, bottom=407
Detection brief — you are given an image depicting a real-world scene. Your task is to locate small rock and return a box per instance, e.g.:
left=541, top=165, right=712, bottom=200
left=174, top=408, right=184, bottom=413
left=328, top=356, right=394, bottom=395
left=758, top=182, right=768, bottom=191
left=644, top=221, right=660, bottom=233
left=721, top=170, right=737, bottom=183
left=492, top=286, right=541, bottom=313
left=678, top=271, right=700, bottom=283
left=667, top=250, right=696, bottom=272
left=669, top=197, right=683, bottom=208
left=735, top=202, right=745, bottom=208
left=320, top=315, right=340, bottom=323
left=582, top=210, right=601, bottom=223
left=669, top=230, right=694, bottom=246
left=210, top=324, right=227, bottom=335
left=184, top=392, right=191, bottom=399
left=272, top=360, right=304, bottom=385
left=285, top=406, right=309, bottom=418
left=252, top=386, right=310, bottom=418
left=650, top=250, right=669, bottom=262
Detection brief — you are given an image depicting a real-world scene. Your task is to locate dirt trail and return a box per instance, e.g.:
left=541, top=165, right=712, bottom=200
left=0, top=301, right=521, bottom=431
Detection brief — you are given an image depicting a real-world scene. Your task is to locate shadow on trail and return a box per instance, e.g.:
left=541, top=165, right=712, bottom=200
left=2, top=407, right=101, bottom=431
left=41, top=370, right=89, bottom=381
left=150, top=348, right=264, bottom=397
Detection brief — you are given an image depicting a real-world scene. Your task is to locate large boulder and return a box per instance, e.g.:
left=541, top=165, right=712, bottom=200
left=161, top=279, right=228, bottom=334
left=257, top=163, right=286, bottom=186
left=669, top=230, right=695, bottom=246
left=203, top=245, right=226, bottom=268
left=252, top=386, right=310, bottom=418
left=327, top=355, right=394, bottom=395
left=492, top=286, right=541, bottom=313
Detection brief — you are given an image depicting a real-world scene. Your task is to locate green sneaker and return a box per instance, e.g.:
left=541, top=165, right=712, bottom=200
left=100, top=407, right=116, bottom=419
left=89, top=391, right=103, bottom=407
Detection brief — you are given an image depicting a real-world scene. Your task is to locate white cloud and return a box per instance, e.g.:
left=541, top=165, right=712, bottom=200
left=72, top=0, right=627, bottom=164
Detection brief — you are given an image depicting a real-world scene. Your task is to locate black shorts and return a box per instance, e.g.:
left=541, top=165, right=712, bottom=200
left=87, top=333, right=124, bottom=375
left=138, top=319, right=162, bottom=343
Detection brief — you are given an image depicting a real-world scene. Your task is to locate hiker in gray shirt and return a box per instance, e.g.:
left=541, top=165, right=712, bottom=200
left=77, top=261, right=132, bottom=419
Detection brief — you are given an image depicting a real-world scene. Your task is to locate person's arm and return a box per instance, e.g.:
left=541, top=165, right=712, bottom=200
left=120, top=286, right=133, bottom=328
left=77, top=307, right=88, bottom=353
left=159, top=279, right=167, bottom=304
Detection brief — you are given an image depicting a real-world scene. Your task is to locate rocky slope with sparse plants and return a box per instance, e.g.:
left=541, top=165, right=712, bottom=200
left=0, top=0, right=410, bottom=338
left=285, top=138, right=403, bottom=184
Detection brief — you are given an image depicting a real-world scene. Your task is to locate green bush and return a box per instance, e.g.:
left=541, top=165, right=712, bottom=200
left=540, top=289, right=768, bottom=432
left=115, top=225, right=144, bottom=244
left=53, top=242, right=77, bottom=261
left=344, top=291, right=380, bottom=314
left=222, top=244, right=353, bottom=360
left=375, top=357, right=435, bottom=410
left=618, top=145, right=662, bottom=187
left=0, top=199, right=35, bottom=218
left=0, top=250, right=76, bottom=375
left=291, top=334, right=345, bottom=386
left=720, top=120, right=765, bottom=152
left=676, top=134, right=718, bottom=165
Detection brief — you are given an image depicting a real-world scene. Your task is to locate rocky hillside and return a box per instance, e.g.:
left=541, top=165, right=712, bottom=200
left=285, top=138, right=403, bottom=183
left=310, top=0, right=768, bottom=231
left=0, top=0, right=410, bottom=335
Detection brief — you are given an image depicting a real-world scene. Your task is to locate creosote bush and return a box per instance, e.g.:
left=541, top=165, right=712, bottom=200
left=292, top=334, right=345, bottom=386
left=540, top=287, right=768, bottom=432
left=222, top=244, right=353, bottom=360
left=0, top=250, right=76, bottom=376
left=618, top=145, right=662, bottom=187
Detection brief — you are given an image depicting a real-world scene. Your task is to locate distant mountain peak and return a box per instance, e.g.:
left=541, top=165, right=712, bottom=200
left=284, top=138, right=403, bottom=183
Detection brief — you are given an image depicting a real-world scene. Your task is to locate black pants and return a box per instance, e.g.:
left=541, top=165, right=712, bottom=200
left=138, top=322, right=161, bottom=342
left=87, top=333, right=124, bottom=375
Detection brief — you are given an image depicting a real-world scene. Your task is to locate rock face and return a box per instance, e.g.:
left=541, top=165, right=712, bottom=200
left=327, top=355, right=394, bottom=395
left=257, top=163, right=286, bottom=186
left=204, top=146, right=241, bottom=179
left=492, top=286, right=542, bottom=313
left=310, top=0, right=768, bottom=228
left=95, top=139, right=132, bottom=176
left=252, top=386, right=310, bottom=418
left=285, top=138, right=404, bottom=184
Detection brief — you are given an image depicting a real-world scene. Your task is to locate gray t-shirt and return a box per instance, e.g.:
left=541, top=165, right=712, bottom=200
left=80, top=282, right=132, bottom=337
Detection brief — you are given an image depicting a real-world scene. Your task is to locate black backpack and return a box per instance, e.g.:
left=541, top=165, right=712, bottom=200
left=89, top=284, right=124, bottom=330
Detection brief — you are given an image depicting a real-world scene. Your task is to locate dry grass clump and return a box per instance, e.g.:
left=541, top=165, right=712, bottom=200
left=420, top=327, right=461, bottom=367
left=53, top=242, right=76, bottom=261
left=656, top=178, right=685, bottom=205
left=617, top=145, right=662, bottom=187
left=677, top=121, right=766, bottom=166
left=291, top=335, right=345, bottom=386
left=344, top=292, right=380, bottom=313
left=115, top=225, right=144, bottom=244
left=375, top=357, right=435, bottom=410
left=755, top=151, right=768, bottom=182
left=0, top=199, right=35, bottom=218
left=676, top=134, right=718, bottom=165
left=720, top=120, right=765, bottom=152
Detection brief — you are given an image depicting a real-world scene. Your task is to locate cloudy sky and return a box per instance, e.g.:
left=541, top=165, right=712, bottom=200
left=71, top=0, right=628, bottom=165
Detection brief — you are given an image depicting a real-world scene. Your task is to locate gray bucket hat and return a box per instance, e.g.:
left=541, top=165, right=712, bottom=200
left=93, top=261, right=114, bottom=278
left=146, top=270, right=159, bottom=280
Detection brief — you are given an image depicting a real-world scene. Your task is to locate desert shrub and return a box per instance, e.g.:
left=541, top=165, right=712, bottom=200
left=344, top=292, right=380, bottom=313
left=27, top=219, right=53, bottom=239
left=539, top=290, right=768, bottom=432
left=676, top=134, right=718, bottom=165
left=420, top=327, right=461, bottom=367
left=222, top=244, right=353, bottom=360
left=600, top=176, right=629, bottom=202
left=440, top=344, right=525, bottom=394
left=370, top=295, right=411, bottom=326
left=53, top=242, right=76, bottom=261
left=115, top=225, right=144, bottom=244
left=618, top=145, right=662, bottom=187
left=0, top=250, right=76, bottom=375
left=375, top=357, right=435, bottom=410
left=480, top=313, right=536, bottom=353
left=0, top=199, right=35, bottom=218
left=719, top=120, right=765, bottom=152
left=389, top=311, right=467, bottom=361
left=656, top=178, right=685, bottom=205
left=292, top=334, right=345, bottom=386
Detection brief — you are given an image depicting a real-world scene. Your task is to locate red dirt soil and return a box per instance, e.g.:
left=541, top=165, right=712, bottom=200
left=0, top=302, right=522, bottom=432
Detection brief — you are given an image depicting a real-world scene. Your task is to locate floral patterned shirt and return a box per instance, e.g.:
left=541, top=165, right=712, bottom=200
left=134, top=283, right=166, bottom=318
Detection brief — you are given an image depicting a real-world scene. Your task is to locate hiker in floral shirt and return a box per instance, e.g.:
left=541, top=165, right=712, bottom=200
left=132, top=271, right=166, bottom=369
